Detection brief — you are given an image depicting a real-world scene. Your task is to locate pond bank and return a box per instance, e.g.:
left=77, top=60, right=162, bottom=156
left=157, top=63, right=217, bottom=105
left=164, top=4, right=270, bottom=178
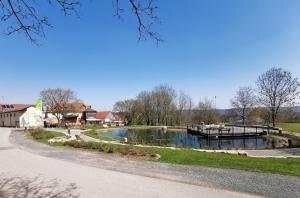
left=46, top=128, right=300, bottom=158
left=28, top=128, right=300, bottom=176
left=86, top=127, right=300, bottom=150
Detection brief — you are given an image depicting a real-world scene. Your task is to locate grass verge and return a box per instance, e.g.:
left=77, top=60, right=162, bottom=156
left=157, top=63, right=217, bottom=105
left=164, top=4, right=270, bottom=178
left=64, top=140, right=157, bottom=159
left=278, top=123, right=300, bottom=133
left=30, top=129, right=300, bottom=176
left=83, top=130, right=115, bottom=141
left=149, top=147, right=300, bottom=176
left=29, top=129, right=68, bottom=144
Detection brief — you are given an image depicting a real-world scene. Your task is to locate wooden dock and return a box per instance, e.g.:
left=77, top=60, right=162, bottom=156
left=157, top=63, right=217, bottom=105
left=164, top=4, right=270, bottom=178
left=187, top=124, right=281, bottom=138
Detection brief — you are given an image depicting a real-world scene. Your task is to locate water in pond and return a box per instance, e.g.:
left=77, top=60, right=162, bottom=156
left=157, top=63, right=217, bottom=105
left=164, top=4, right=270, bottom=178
left=96, top=128, right=278, bottom=150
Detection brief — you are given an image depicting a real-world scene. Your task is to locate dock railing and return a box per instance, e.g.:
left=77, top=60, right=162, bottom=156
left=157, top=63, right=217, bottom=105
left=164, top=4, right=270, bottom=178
left=187, top=124, right=282, bottom=138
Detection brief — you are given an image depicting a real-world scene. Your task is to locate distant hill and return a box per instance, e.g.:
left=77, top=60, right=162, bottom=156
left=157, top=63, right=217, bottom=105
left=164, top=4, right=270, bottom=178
left=216, top=106, right=300, bottom=114
left=293, top=106, right=300, bottom=112
left=216, top=109, right=229, bottom=115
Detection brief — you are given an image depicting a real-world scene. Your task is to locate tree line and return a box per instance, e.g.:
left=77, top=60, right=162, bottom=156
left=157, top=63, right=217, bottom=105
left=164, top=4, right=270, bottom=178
left=38, top=67, right=299, bottom=127
left=114, top=67, right=300, bottom=127
left=114, top=85, right=193, bottom=126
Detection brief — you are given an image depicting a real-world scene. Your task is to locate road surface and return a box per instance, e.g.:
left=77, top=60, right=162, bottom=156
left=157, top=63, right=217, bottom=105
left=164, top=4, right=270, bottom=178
left=0, top=128, right=261, bottom=198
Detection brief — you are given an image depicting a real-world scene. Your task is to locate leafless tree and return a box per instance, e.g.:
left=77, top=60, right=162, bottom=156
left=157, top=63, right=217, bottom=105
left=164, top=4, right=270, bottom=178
left=256, top=67, right=300, bottom=127
left=40, top=88, right=77, bottom=125
left=153, top=84, right=177, bottom=126
left=137, top=91, right=155, bottom=125
left=177, top=90, right=193, bottom=125
left=136, top=85, right=177, bottom=126
left=113, top=99, right=142, bottom=125
left=194, top=98, right=220, bottom=124
left=0, top=0, right=162, bottom=44
left=114, top=85, right=195, bottom=126
left=231, top=86, right=256, bottom=125
left=114, top=0, right=162, bottom=43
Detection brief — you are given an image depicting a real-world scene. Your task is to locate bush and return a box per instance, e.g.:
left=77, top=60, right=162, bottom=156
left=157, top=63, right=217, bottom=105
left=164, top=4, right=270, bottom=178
left=30, top=129, right=45, bottom=140
left=63, top=140, right=156, bottom=156
left=64, top=141, right=117, bottom=153
left=30, top=129, right=66, bottom=140
left=119, top=147, right=156, bottom=157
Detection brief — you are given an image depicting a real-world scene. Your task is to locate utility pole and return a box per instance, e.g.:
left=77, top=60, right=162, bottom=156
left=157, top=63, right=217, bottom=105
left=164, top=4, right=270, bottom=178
left=0, top=96, right=4, bottom=104
left=214, top=96, right=217, bottom=110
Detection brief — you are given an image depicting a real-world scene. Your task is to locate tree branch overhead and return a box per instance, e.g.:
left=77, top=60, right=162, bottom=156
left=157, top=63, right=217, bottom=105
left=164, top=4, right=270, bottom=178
left=0, top=0, right=162, bottom=44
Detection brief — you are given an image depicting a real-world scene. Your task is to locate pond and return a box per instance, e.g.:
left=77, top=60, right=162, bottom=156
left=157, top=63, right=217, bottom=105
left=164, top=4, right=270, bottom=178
left=96, top=128, right=283, bottom=150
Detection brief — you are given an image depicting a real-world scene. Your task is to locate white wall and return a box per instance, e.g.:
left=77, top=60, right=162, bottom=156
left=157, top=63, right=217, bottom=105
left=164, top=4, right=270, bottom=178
left=19, top=107, right=43, bottom=128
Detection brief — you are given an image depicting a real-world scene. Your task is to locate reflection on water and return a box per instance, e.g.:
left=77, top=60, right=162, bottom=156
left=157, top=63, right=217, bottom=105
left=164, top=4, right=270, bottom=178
left=97, top=128, right=276, bottom=150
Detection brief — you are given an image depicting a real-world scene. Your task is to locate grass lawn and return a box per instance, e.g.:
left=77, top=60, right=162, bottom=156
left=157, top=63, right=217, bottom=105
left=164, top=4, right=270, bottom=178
left=123, top=125, right=163, bottom=129
left=149, top=147, right=300, bottom=176
left=30, top=129, right=300, bottom=177
left=278, top=123, right=300, bottom=133
left=84, top=125, right=163, bottom=130
left=83, top=130, right=115, bottom=141
left=83, top=126, right=163, bottom=141
left=29, top=129, right=69, bottom=144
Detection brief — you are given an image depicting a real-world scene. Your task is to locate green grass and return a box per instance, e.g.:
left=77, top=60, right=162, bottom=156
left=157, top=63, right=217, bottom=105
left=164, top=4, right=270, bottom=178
left=83, top=126, right=163, bottom=141
left=85, top=125, right=163, bottom=130
left=278, top=123, right=300, bottom=133
left=65, top=141, right=300, bottom=176
left=83, top=130, right=114, bottom=141
left=123, top=125, right=163, bottom=129
left=30, top=129, right=300, bottom=177
left=30, top=129, right=68, bottom=144
left=148, top=147, right=300, bottom=176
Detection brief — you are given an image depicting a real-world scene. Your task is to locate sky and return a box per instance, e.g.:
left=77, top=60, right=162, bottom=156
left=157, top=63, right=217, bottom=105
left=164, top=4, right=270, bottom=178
left=1, top=0, right=300, bottom=110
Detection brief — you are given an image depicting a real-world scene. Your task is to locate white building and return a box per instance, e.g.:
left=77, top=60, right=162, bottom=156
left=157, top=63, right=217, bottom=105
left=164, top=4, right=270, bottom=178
left=19, top=107, right=44, bottom=128
left=0, top=105, right=43, bottom=128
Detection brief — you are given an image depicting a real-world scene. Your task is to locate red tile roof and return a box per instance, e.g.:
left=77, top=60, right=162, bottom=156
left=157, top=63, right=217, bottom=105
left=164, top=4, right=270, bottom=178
left=96, top=111, right=111, bottom=119
left=48, top=102, right=90, bottom=113
left=113, top=114, right=124, bottom=122
left=0, top=104, right=34, bottom=113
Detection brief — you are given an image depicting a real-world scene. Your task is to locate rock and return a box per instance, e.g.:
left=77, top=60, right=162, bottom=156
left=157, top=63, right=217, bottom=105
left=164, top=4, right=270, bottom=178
left=238, top=151, right=247, bottom=156
left=48, top=136, right=76, bottom=143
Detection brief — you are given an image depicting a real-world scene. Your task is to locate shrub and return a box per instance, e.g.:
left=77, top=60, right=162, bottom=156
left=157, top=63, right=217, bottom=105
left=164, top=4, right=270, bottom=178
left=64, top=141, right=117, bottom=153
left=30, top=129, right=65, bottom=140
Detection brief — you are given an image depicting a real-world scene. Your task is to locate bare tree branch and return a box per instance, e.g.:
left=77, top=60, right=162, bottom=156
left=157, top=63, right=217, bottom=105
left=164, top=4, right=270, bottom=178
left=128, top=0, right=162, bottom=44
left=0, top=0, right=162, bottom=44
left=256, top=67, right=300, bottom=126
left=231, top=86, right=256, bottom=125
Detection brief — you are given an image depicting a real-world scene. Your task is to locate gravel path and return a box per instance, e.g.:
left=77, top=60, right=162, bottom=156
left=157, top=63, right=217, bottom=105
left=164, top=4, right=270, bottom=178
left=245, top=148, right=300, bottom=157
left=8, top=129, right=300, bottom=198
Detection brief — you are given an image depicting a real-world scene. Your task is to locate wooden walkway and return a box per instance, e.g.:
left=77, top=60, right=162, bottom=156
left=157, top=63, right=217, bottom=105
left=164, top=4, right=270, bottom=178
left=187, top=124, right=281, bottom=138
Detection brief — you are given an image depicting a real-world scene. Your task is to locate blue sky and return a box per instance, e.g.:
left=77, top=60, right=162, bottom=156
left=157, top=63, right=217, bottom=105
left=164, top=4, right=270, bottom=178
left=1, top=0, right=300, bottom=110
